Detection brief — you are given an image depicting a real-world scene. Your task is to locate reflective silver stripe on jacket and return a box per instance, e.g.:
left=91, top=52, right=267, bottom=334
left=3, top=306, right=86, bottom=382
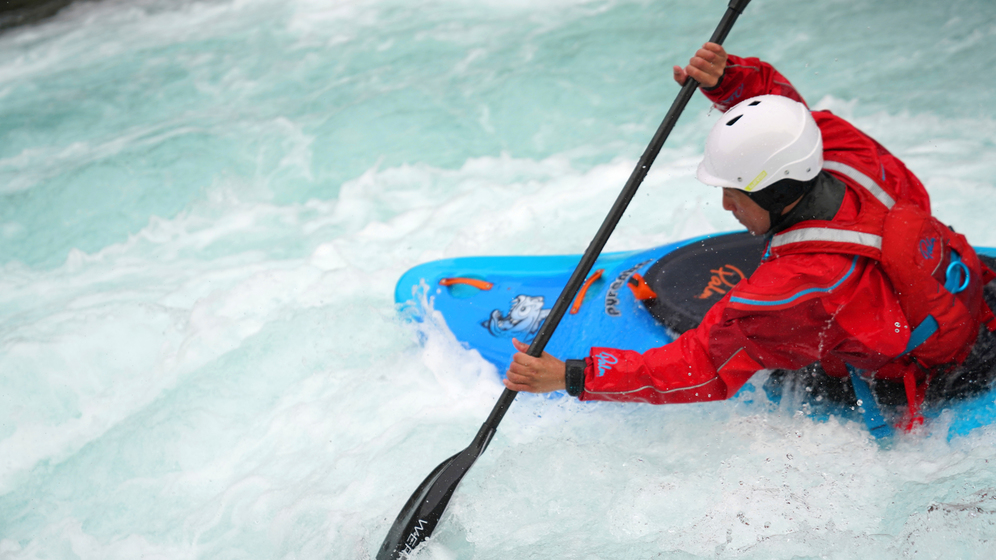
left=771, top=227, right=883, bottom=251
left=583, top=377, right=718, bottom=398
left=823, top=160, right=895, bottom=209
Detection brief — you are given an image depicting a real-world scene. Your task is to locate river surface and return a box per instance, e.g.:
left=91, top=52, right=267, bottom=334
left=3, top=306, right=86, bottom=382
left=2, top=0, right=996, bottom=558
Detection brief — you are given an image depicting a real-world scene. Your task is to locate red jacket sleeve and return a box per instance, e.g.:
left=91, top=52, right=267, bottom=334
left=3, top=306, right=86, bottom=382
left=579, top=251, right=911, bottom=405
left=578, top=290, right=760, bottom=405
left=701, top=54, right=807, bottom=111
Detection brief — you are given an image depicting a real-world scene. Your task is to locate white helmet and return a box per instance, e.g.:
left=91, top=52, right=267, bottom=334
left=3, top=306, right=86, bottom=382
left=696, top=95, right=823, bottom=192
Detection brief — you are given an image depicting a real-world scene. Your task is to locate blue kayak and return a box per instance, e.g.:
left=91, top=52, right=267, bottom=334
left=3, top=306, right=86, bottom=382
left=395, top=231, right=996, bottom=438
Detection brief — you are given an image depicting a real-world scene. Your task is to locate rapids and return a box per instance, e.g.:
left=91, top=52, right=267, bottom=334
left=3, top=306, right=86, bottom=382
left=2, top=0, right=996, bottom=558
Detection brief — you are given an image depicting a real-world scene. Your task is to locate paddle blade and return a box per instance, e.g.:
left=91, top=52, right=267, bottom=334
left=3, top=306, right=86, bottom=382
left=376, top=448, right=476, bottom=559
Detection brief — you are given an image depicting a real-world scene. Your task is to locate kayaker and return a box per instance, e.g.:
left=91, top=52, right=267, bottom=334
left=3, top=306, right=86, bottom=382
left=504, top=43, right=996, bottom=426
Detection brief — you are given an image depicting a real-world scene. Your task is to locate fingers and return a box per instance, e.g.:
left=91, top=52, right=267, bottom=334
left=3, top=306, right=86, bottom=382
left=673, top=65, right=688, bottom=86
left=503, top=371, right=552, bottom=393
left=503, top=377, right=534, bottom=392
left=682, top=42, right=727, bottom=89
left=696, top=42, right=726, bottom=59
left=504, top=360, right=540, bottom=392
left=505, top=347, right=548, bottom=392
left=508, top=351, right=541, bottom=376
left=686, top=53, right=718, bottom=76
left=696, top=42, right=725, bottom=62
left=506, top=338, right=567, bottom=393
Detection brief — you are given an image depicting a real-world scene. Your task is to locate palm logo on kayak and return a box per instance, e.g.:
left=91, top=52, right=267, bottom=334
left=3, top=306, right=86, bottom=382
left=481, top=294, right=551, bottom=341
left=594, top=351, right=618, bottom=377
left=697, top=264, right=747, bottom=300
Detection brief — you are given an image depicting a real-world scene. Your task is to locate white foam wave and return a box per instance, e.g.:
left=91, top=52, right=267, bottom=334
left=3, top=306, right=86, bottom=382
left=0, top=151, right=710, bottom=495
left=3, top=0, right=996, bottom=557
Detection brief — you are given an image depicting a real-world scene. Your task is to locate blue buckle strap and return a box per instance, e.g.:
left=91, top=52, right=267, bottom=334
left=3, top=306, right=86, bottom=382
left=848, top=366, right=894, bottom=440
left=847, top=314, right=937, bottom=439
left=840, top=248, right=968, bottom=438
left=847, top=316, right=936, bottom=439
left=900, top=315, right=938, bottom=357
left=843, top=248, right=966, bottom=437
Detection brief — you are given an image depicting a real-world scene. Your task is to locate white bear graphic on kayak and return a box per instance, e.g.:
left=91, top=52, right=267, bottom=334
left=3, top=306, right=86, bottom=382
left=482, top=295, right=551, bottom=341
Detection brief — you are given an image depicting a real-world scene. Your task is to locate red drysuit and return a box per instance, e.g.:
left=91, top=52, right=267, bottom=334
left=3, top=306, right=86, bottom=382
left=578, top=55, right=980, bottom=405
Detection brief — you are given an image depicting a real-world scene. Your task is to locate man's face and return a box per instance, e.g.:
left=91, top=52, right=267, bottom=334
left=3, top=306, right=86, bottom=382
left=721, top=188, right=771, bottom=236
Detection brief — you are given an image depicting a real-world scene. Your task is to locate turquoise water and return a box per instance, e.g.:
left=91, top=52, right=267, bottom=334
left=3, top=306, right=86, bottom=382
left=1, top=0, right=996, bottom=558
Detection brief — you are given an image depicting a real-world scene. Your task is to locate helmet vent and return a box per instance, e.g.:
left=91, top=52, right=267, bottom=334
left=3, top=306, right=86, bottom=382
left=748, top=100, right=761, bottom=106
left=725, top=115, right=744, bottom=126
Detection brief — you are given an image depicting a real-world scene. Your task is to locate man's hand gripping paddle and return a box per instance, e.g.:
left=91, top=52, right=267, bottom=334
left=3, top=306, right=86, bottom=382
left=377, top=1, right=752, bottom=557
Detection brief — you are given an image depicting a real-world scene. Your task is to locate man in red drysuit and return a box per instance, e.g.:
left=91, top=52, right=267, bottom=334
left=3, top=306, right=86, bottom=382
left=504, top=43, right=996, bottom=422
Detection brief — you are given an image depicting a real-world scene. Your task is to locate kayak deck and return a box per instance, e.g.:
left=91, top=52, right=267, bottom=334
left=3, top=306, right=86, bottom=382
left=396, top=232, right=996, bottom=438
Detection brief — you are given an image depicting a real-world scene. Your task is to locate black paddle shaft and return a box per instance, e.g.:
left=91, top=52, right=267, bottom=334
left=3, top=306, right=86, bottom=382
left=378, top=1, right=752, bottom=557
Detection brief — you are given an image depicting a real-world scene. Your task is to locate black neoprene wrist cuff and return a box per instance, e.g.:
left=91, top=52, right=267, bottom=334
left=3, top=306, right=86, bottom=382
left=565, top=359, right=586, bottom=397
left=701, top=71, right=724, bottom=92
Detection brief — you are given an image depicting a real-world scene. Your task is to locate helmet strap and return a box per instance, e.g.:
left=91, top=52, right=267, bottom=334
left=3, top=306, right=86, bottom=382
left=745, top=176, right=818, bottom=231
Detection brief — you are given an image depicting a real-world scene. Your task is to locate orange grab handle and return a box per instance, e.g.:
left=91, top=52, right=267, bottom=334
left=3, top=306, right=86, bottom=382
left=439, top=277, right=493, bottom=291
left=570, top=269, right=604, bottom=314
left=627, top=273, right=658, bottom=301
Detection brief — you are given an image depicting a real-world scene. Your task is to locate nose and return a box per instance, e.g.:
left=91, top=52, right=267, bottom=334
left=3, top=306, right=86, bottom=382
left=721, top=189, right=736, bottom=212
